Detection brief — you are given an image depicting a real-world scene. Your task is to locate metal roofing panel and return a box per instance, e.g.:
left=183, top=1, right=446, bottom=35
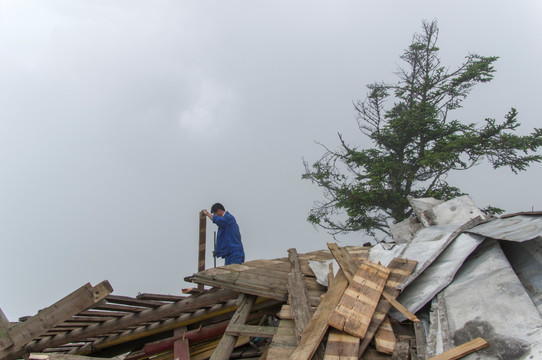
left=500, top=238, right=542, bottom=315
left=397, top=217, right=485, bottom=291
left=438, top=240, right=542, bottom=359
left=467, top=215, right=542, bottom=242
left=417, top=195, right=485, bottom=227
left=396, top=223, right=460, bottom=279
left=390, top=231, right=485, bottom=322
left=368, top=242, right=405, bottom=267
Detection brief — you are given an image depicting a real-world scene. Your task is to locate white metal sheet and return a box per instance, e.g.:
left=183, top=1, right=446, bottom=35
left=439, top=240, right=542, bottom=359
left=390, top=231, right=485, bottom=321
left=468, top=215, right=542, bottom=242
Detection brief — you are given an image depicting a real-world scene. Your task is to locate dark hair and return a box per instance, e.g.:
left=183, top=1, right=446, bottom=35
left=211, top=203, right=225, bottom=213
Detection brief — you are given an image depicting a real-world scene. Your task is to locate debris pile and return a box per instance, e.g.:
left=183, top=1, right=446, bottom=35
left=1, top=195, right=541, bottom=360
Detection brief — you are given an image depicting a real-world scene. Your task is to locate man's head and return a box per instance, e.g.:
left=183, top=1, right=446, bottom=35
left=211, top=203, right=226, bottom=217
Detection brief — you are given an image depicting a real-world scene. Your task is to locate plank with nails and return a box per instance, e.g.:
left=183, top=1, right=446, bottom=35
left=328, top=261, right=390, bottom=339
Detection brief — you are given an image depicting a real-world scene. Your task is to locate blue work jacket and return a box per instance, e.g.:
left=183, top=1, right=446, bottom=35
left=212, top=211, right=245, bottom=259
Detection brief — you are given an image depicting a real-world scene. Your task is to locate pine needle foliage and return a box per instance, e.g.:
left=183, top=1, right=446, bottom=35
left=302, top=20, right=542, bottom=237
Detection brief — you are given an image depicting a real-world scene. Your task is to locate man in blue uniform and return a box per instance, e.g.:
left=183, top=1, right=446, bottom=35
left=201, top=203, right=245, bottom=265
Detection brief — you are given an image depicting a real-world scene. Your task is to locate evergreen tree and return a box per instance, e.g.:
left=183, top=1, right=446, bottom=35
left=303, top=20, right=542, bottom=237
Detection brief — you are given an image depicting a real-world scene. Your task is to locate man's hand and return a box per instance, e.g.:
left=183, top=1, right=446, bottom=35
left=201, top=209, right=208, bottom=216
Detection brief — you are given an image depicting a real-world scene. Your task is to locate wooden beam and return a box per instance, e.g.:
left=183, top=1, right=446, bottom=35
left=0, top=281, right=112, bottom=358
left=382, top=292, right=419, bottom=322
left=125, top=314, right=262, bottom=360
left=289, top=270, right=349, bottom=360
left=277, top=305, right=293, bottom=320
left=391, top=339, right=410, bottom=360
left=2, top=288, right=240, bottom=360
left=174, top=327, right=190, bottom=360
left=427, top=337, right=488, bottom=360
left=287, top=248, right=313, bottom=341
left=142, top=321, right=228, bottom=356
left=191, top=336, right=250, bottom=360
left=136, top=293, right=187, bottom=302
left=92, top=303, right=146, bottom=313
left=374, top=316, right=396, bottom=354
left=225, top=324, right=277, bottom=338
left=77, top=297, right=279, bottom=357
left=0, top=307, right=13, bottom=350
left=327, top=262, right=334, bottom=287
left=359, top=257, right=418, bottom=357
left=105, top=295, right=164, bottom=308
left=326, top=243, right=359, bottom=281
left=29, top=354, right=125, bottom=360
left=323, top=329, right=359, bottom=360
left=363, top=348, right=396, bottom=359
left=267, top=309, right=297, bottom=360
left=209, top=294, right=256, bottom=360
left=198, top=211, right=207, bottom=290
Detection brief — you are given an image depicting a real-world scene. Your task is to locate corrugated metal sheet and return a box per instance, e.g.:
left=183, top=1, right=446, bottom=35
left=467, top=215, right=542, bottom=242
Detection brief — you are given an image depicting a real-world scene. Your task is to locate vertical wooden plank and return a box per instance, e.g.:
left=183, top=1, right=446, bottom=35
left=0, top=308, right=13, bottom=349
left=374, top=316, right=396, bottom=354
left=198, top=212, right=207, bottom=290
left=174, top=328, right=190, bottom=360
left=267, top=308, right=297, bottom=360
left=327, top=262, right=334, bottom=287
left=323, top=329, right=359, bottom=360
left=391, top=340, right=410, bottom=360
left=290, top=270, right=349, bottom=360
left=410, top=338, right=420, bottom=360
left=359, top=258, right=418, bottom=357
left=328, top=261, right=390, bottom=339
left=287, top=248, right=313, bottom=341
left=209, top=294, right=255, bottom=360
left=327, top=243, right=358, bottom=281
left=360, top=348, right=393, bottom=359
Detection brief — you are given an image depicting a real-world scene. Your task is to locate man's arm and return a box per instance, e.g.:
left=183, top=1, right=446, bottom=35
left=201, top=209, right=213, bottom=220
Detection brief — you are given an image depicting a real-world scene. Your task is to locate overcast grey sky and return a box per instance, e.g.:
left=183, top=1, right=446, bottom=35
left=1, top=1, right=541, bottom=320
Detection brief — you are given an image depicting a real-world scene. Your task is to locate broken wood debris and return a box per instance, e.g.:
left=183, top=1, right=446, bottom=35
left=324, top=329, right=359, bottom=359
left=287, top=248, right=313, bottom=341
left=6, top=195, right=542, bottom=359
left=0, top=244, right=432, bottom=360
left=427, top=337, right=488, bottom=360
left=328, top=260, right=390, bottom=339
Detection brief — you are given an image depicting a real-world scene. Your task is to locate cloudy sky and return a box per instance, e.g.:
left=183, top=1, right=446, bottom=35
left=1, top=1, right=541, bottom=320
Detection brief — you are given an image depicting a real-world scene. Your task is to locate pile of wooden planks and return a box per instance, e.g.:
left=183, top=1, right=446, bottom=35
left=1, top=243, right=491, bottom=360
left=274, top=243, right=419, bottom=360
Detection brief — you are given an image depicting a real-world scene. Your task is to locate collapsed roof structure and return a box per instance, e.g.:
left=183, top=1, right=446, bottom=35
left=1, top=195, right=541, bottom=360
